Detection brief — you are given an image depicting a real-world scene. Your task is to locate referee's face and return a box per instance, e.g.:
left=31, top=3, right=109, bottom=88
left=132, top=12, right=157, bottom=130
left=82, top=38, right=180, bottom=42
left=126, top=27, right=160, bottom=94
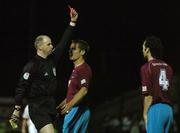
left=41, top=37, right=53, bottom=56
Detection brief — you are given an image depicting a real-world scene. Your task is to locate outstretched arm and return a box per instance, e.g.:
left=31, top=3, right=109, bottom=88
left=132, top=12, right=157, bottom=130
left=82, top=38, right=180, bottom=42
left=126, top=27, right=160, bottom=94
left=52, top=6, right=78, bottom=63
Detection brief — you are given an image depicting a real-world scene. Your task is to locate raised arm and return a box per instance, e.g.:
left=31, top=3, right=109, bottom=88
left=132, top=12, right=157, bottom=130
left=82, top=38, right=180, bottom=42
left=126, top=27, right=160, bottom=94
left=52, top=6, right=78, bottom=63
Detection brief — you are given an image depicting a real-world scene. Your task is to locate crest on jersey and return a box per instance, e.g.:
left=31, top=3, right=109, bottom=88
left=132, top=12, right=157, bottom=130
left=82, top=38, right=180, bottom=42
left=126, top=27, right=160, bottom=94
left=23, top=72, right=30, bottom=80
left=81, top=79, right=86, bottom=85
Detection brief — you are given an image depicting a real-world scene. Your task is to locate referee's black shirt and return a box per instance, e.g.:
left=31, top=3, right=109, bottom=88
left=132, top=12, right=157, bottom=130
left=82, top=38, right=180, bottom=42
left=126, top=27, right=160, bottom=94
left=14, top=25, right=74, bottom=106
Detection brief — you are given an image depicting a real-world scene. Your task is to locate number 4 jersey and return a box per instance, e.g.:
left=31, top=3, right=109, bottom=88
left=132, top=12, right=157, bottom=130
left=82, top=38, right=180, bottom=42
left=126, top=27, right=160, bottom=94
left=140, top=58, right=173, bottom=105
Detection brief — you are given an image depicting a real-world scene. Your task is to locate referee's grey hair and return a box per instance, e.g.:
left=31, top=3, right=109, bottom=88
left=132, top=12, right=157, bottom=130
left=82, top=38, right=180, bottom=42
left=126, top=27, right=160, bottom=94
left=34, top=35, right=49, bottom=49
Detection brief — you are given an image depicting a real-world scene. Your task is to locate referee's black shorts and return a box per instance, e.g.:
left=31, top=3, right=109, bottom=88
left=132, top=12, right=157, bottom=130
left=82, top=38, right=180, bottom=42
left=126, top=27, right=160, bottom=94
left=28, top=96, right=57, bottom=131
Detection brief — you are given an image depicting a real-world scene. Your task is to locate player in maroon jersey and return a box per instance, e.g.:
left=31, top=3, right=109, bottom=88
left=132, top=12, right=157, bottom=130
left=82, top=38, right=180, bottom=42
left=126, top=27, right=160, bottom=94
left=57, top=40, right=92, bottom=133
left=140, top=36, right=173, bottom=133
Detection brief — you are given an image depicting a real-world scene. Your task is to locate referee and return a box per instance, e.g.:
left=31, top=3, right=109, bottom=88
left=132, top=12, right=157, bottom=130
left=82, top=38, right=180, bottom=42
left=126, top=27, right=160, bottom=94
left=10, top=6, right=78, bottom=133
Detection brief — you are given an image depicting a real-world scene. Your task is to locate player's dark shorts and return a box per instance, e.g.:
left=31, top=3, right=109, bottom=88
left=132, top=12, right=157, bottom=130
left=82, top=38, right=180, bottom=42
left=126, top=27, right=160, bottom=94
left=28, top=96, right=57, bottom=131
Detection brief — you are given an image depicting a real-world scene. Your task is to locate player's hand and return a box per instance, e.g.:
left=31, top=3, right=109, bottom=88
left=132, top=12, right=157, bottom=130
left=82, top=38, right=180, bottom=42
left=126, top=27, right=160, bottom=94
left=61, top=102, right=72, bottom=115
left=68, top=5, right=78, bottom=22
left=143, top=114, right=147, bottom=125
left=56, top=99, right=66, bottom=110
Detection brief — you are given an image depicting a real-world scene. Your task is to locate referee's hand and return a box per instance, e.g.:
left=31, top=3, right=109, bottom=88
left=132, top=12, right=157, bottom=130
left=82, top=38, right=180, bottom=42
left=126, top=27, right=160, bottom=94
left=9, top=109, right=20, bottom=129
left=68, top=5, right=78, bottom=22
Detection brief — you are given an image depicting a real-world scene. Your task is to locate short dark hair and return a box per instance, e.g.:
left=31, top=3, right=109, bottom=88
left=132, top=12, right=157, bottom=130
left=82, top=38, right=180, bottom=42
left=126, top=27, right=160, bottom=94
left=144, top=36, right=164, bottom=59
left=72, top=40, right=90, bottom=58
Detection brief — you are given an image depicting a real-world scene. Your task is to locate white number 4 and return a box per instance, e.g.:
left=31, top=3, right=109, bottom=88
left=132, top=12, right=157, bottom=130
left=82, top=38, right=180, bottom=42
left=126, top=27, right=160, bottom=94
left=159, top=69, right=169, bottom=91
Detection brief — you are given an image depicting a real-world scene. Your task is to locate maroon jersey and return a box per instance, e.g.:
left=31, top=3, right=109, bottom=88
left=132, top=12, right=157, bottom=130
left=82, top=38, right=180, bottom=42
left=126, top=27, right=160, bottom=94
left=140, top=59, right=173, bottom=104
left=66, top=63, right=92, bottom=103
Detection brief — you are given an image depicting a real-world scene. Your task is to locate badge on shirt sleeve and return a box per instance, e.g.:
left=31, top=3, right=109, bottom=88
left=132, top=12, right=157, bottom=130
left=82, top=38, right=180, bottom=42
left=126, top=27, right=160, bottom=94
left=23, top=72, right=30, bottom=80
left=142, top=86, right=147, bottom=92
left=81, top=79, right=86, bottom=85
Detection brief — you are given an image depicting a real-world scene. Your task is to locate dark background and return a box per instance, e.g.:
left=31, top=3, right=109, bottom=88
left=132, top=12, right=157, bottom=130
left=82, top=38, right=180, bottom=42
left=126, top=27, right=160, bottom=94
left=0, top=0, right=180, bottom=105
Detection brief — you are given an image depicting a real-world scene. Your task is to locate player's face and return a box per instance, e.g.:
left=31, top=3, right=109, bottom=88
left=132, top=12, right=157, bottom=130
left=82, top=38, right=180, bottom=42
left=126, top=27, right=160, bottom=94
left=142, top=41, right=148, bottom=59
left=69, top=43, right=82, bottom=61
left=40, top=37, right=53, bottom=56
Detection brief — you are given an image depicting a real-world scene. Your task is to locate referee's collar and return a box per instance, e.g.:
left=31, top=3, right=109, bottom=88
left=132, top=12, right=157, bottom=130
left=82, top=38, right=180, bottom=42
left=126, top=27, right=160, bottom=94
left=35, top=55, right=47, bottom=62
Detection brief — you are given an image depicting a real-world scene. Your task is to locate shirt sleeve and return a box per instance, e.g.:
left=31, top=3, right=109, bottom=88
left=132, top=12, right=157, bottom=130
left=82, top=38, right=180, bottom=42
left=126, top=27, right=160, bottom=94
left=51, top=25, right=75, bottom=64
left=140, top=64, right=152, bottom=96
left=14, top=62, right=35, bottom=106
left=78, top=68, right=92, bottom=89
